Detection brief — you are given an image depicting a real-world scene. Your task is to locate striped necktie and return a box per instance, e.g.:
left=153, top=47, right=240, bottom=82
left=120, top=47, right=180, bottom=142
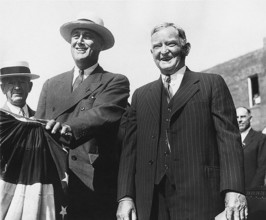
left=163, top=75, right=173, bottom=102
left=72, top=69, right=84, bottom=91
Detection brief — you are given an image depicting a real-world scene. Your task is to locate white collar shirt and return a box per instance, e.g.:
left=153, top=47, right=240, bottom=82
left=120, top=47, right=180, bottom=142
left=72, top=63, right=99, bottom=85
left=241, top=127, right=251, bottom=143
left=161, top=65, right=186, bottom=96
left=6, top=102, right=29, bottom=117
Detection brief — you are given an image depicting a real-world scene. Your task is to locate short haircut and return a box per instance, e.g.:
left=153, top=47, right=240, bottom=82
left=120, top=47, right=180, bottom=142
left=236, top=106, right=251, bottom=114
left=151, top=23, right=187, bottom=44
left=151, top=22, right=191, bottom=57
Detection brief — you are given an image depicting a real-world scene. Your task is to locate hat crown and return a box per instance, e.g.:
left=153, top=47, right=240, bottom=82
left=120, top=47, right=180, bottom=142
left=0, top=60, right=39, bottom=80
left=76, top=12, right=104, bottom=26
left=1, top=60, right=29, bottom=69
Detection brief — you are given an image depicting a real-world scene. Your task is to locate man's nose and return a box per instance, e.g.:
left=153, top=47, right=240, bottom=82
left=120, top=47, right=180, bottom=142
left=13, top=82, right=22, bottom=88
left=77, top=35, right=84, bottom=44
left=161, top=45, right=169, bottom=54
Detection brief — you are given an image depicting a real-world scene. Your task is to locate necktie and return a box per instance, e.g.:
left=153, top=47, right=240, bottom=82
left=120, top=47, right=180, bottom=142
left=19, top=108, right=25, bottom=117
left=164, top=75, right=173, bottom=102
left=72, top=69, right=84, bottom=91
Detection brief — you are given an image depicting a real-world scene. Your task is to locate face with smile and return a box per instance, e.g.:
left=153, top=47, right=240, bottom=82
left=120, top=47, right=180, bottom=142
left=151, top=26, right=185, bottom=75
left=1, top=76, right=32, bottom=108
left=70, top=29, right=103, bottom=69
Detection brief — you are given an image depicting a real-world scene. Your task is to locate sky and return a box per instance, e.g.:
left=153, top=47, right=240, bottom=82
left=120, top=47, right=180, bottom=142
left=0, top=0, right=266, bottom=109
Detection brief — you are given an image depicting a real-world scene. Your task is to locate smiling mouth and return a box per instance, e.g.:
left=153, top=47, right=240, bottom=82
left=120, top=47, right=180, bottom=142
left=76, top=47, right=87, bottom=52
left=161, top=57, right=172, bottom=62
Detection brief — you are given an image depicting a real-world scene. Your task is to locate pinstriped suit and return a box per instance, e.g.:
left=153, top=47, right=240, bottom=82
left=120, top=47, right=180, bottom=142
left=117, top=68, right=245, bottom=220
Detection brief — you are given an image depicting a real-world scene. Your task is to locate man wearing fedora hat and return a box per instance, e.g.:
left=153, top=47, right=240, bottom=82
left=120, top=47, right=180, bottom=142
left=0, top=60, right=39, bottom=117
left=35, top=12, right=129, bottom=220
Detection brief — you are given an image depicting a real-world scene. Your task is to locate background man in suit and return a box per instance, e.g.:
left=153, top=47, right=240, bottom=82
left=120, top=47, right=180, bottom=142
left=236, top=106, right=266, bottom=188
left=35, top=12, right=129, bottom=220
left=117, top=23, right=247, bottom=220
left=0, top=60, right=39, bottom=117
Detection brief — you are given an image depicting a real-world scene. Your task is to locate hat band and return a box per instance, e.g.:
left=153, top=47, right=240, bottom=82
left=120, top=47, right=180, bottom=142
left=1, top=66, right=31, bottom=75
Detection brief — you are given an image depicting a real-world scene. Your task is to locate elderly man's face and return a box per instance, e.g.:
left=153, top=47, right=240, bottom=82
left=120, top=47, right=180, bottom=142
left=236, top=107, right=252, bottom=133
left=1, top=76, right=32, bottom=108
left=151, top=26, right=184, bottom=75
left=70, top=29, right=102, bottom=68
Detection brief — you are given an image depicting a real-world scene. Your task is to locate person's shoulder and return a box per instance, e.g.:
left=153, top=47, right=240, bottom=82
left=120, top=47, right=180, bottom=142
left=43, top=70, right=72, bottom=83
left=190, top=70, right=223, bottom=80
left=103, top=71, right=128, bottom=80
left=133, top=79, right=159, bottom=95
left=252, top=129, right=266, bottom=140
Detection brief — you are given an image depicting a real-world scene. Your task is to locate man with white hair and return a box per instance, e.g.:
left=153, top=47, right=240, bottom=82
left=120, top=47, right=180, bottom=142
left=0, top=60, right=39, bottom=117
left=35, top=12, right=129, bottom=220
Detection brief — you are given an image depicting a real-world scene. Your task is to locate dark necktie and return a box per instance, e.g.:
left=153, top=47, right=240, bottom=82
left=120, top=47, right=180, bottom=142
left=164, top=75, right=173, bottom=102
left=72, top=69, right=84, bottom=91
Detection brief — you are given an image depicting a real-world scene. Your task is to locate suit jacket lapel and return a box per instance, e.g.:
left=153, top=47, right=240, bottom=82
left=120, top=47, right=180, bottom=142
left=171, top=69, right=200, bottom=117
left=146, top=78, right=162, bottom=125
left=243, top=129, right=254, bottom=148
left=53, top=66, right=103, bottom=119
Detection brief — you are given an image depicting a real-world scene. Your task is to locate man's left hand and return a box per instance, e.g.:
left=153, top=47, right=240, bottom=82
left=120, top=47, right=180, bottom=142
left=225, top=192, right=248, bottom=220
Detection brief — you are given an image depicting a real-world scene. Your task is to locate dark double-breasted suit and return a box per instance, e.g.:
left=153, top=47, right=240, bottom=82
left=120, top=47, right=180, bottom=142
left=243, top=128, right=266, bottom=188
left=35, top=65, right=129, bottom=218
left=118, top=69, right=245, bottom=220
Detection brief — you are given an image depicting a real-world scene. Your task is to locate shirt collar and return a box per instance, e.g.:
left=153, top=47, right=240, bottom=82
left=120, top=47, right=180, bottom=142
left=161, top=65, right=186, bottom=84
left=241, top=126, right=251, bottom=143
left=6, top=101, right=28, bottom=117
left=73, top=63, right=99, bottom=83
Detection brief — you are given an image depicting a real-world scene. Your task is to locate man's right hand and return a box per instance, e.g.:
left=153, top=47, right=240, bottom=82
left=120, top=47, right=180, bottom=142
left=116, top=199, right=137, bottom=220
left=45, top=119, right=72, bottom=136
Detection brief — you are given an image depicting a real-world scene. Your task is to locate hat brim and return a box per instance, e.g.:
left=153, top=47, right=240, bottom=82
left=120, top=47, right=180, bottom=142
left=60, top=21, right=115, bottom=50
left=0, top=73, right=40, bottom=81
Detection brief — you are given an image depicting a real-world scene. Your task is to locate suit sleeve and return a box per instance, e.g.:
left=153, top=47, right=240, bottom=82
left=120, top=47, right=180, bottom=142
left=117, top=90, right=137, bottom=200
left=211, top=74, right=245, bottom=194
left=35, top=79, right=49, bottom=119
left=250, top=134, right=266, bottom=187
left=67, top=74, right=130, bottom=144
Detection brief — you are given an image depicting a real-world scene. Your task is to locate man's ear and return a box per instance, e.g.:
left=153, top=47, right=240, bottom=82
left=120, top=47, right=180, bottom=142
left=28, top=81, right=33, bottom=93
left=181, top=42, right=191, bottom=57
left=1, top=84, right=6, bottom=94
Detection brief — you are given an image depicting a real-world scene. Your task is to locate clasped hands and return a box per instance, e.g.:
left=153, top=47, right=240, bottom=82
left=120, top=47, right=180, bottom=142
left=45, top=119, right=72, bottom=136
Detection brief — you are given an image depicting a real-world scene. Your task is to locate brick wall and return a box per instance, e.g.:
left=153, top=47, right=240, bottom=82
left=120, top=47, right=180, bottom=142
left=204, top=38, right=266, bottom=131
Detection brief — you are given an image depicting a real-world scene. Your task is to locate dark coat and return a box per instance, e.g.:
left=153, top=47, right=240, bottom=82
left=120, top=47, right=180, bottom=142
left=35, top=65, right=129, bottom=194
left=118, top=69, right=245, bottom=220
left=243, top=128, right=266, bottom=188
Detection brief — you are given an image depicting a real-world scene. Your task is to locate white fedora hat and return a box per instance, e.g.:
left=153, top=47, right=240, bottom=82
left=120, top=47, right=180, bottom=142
left=0, top=61, right=39, bottom=81
left=60, top=12, right=115, bottom=50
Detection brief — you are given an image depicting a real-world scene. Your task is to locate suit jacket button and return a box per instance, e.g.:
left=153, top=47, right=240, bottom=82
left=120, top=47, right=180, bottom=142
left=148, top=160, right=154, bottom=165
left=71, top=155, right=77, bottom=161
left=81, top=107, right=85, bottom=111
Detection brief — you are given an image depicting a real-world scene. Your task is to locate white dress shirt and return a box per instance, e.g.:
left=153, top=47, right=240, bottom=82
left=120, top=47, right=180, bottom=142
left=5, top=102, right=29, bottom=117
left=241, top=127, right=251, bottom=144
left=161, top=65, right=186, bottom=96
left=72, top=63, right=99, bottom=85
